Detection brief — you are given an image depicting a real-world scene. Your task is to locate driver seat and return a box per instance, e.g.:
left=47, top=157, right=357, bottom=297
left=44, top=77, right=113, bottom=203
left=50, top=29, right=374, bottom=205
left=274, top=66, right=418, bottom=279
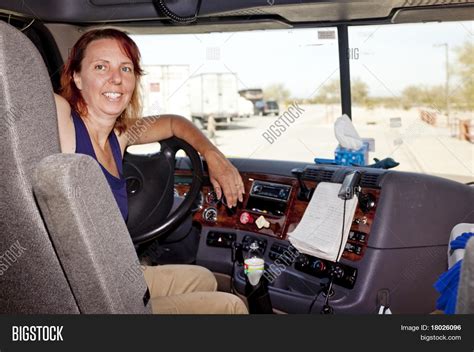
left=0, top=21, right=151, bottom=313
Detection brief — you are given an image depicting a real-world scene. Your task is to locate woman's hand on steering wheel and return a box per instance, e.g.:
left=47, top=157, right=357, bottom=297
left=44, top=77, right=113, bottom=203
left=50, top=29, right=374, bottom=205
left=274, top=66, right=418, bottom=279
left=204, top=148, right=244, bottom=208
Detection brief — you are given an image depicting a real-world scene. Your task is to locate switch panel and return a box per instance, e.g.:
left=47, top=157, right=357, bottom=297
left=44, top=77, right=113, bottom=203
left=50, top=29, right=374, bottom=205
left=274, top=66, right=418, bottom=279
left=207, top=231, right=236, bottom=248
left=295, top=254, right=358, bottom=289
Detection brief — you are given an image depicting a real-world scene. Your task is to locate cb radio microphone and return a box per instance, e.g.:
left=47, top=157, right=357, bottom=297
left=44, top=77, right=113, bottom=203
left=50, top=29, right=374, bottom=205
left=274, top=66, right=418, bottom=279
left=338, top=171, right=361, bottom=200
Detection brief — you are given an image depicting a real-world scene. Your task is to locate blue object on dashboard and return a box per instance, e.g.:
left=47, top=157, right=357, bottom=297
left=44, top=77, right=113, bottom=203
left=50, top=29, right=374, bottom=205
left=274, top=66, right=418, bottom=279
left=314, top=158, right=337, bottom=165
left=334, top=142, right=369, bottom=166
left=434, top=232, right=474, bottom=314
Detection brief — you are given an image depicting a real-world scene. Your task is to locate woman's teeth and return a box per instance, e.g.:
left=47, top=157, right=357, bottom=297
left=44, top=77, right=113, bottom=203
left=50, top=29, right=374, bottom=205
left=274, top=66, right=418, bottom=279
left=103, top=92, right=123, bottom=100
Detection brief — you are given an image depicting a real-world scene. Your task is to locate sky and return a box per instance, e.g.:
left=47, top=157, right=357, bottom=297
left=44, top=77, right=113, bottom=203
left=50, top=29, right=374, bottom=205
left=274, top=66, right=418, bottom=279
left=131, top=20, right=473, bottom=99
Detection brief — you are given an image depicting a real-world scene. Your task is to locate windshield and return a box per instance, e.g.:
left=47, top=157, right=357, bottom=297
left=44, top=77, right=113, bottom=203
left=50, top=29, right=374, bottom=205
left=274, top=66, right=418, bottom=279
left=130, top=21, right=473, bottom=182
left=348, top=21, right=473, bottom=182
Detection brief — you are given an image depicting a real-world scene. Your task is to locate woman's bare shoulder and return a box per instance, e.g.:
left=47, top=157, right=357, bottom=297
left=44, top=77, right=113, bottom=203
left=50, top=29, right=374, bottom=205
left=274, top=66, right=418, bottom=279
left=54, top=93, right=72, bottom=120
left=54, top=93, right=75, bottom=153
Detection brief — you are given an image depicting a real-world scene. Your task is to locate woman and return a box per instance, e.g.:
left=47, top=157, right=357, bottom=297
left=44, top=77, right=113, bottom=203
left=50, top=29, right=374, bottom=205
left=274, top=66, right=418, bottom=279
left=54, top=28, right=248, bottom=314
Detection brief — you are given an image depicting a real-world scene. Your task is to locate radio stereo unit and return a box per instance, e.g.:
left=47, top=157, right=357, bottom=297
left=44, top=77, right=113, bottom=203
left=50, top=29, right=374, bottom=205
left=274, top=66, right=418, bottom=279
left=250, top=181, right=291, bottom=202
left=246, top=181, right=292, bottom=217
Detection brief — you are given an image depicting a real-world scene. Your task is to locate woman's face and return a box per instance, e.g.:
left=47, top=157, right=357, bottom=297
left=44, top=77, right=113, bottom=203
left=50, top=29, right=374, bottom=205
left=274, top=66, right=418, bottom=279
left=73, top=38, right=136, bottom=121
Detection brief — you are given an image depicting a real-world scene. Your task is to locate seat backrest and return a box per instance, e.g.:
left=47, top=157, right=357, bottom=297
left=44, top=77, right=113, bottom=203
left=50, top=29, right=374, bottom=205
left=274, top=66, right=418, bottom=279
left=0, top=21, right=79, bottom=313
left=457, top=236, right=474, bottom=314
left=0, top=21, right=151, bottom=314
left=33, top=154, right=151, bottom=314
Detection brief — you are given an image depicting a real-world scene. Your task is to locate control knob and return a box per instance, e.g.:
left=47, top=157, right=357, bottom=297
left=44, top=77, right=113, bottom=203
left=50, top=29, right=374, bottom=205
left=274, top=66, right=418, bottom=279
left=295, top=254, right=309, bottom=267
left=329, top=264, right=345, bottom=279
left=359, top=193, right=376, bottom=213
left=311, top=260, right=326, bottom=273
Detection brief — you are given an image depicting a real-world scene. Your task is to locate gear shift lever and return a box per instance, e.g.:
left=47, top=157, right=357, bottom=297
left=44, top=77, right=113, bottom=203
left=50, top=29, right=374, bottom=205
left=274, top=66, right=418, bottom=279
left=244, top=242, right=265, bottom=285
left=244, top=242, right=273, bottom=314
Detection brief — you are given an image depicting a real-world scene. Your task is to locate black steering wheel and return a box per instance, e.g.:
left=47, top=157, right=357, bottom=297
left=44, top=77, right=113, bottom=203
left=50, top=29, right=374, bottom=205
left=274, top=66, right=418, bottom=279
left=123, top=137, right=203, bottom=245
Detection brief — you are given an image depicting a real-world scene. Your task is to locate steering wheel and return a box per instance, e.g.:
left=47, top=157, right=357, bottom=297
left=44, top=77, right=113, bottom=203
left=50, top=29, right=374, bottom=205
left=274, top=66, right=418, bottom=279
left=123, top=137, right=203, bottom=245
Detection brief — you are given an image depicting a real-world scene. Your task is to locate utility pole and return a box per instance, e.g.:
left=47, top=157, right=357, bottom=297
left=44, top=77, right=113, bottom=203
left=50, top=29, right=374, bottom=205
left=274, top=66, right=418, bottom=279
left=434, top=43, right=450, bottom=125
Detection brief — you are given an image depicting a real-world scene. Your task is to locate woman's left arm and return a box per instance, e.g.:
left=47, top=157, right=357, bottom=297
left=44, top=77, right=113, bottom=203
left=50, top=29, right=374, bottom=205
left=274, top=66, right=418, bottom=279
left=124, top=115, right=244, bottom=207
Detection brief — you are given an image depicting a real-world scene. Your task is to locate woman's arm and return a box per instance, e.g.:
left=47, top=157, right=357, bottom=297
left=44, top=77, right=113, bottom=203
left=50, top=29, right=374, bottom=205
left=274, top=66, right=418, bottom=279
left=54, top=93, right=75, bottom=153
left=125, top=115, right=244, bottom=207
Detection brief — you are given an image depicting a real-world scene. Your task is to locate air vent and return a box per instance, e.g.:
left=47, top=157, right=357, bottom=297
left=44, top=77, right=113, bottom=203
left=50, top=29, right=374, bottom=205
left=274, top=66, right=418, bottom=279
left=303, top=168, right=334, bottom=182
left=360, top=173, right=380, bottom=188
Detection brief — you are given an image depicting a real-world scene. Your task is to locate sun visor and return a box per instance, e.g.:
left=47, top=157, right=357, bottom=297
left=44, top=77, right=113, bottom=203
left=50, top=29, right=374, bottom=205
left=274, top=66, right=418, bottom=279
left=392, top=4, right=474, bottom=24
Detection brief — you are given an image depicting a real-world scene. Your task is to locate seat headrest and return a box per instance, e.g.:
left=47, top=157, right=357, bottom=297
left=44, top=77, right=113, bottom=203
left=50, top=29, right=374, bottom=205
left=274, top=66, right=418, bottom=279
left=0, top=21, right=60, bottom=179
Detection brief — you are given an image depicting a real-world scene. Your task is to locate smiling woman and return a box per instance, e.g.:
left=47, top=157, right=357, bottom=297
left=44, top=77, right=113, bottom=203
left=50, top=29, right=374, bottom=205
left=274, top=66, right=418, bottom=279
left=53, top=28, right=248, bottom=314
left=56, top=28, right=245, bottom=213
left=60, top=29, right=143, bottom=136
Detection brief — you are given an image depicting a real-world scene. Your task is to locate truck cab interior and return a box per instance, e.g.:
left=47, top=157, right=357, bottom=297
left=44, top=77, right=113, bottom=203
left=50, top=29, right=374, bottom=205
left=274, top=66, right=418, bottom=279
left=0, top=0, right=473, bottom=314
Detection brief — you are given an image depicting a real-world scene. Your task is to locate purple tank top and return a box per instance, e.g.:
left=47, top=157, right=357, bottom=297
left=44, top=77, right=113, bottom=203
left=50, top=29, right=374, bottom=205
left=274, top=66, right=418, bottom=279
left=72, top=111, right=128, bottom=221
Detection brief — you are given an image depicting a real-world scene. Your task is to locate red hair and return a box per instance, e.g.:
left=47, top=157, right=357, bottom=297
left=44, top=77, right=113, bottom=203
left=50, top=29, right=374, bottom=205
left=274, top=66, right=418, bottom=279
left=60, top=28, right=144, bottom=134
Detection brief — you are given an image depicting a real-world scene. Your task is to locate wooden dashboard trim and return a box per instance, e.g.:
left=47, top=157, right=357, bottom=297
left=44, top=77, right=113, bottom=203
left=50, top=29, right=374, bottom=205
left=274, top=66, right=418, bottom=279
left=174, top=170, right=380, bottom=261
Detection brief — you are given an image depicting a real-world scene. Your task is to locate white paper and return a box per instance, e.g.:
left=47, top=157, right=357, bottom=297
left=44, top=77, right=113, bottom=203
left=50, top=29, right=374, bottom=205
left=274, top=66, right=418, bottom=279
left=288, top=182, right=358, bottom=262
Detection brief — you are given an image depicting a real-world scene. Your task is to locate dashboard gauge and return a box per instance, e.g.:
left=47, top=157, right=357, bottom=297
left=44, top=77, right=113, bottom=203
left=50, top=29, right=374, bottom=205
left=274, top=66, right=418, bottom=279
left=206, top=191, right=219, bottom=205
left=202, top=207, right=218, bottom=223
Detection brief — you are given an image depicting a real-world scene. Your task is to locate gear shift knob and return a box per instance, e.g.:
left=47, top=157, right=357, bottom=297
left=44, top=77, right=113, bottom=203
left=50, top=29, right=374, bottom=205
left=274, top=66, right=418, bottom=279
left=244, top=242, right=264, bottom=286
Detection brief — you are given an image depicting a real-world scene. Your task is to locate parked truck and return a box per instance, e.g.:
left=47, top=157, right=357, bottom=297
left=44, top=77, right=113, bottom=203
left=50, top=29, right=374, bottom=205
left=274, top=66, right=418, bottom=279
left=189, top=72, right=241, bottom=128
left=140, top=64, right=191, bottom=118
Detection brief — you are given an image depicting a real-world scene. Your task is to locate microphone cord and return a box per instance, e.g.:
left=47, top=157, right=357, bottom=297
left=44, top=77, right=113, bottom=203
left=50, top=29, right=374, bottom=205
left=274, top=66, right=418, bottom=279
left=320, top=198, right=347, bottom=314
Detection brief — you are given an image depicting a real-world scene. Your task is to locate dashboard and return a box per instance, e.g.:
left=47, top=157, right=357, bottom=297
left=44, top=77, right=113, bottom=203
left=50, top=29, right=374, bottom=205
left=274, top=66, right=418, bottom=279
left=173, top=166, right=382, bottom=302
left=175, top=167, right=380, bottom=262
left=171, top=162, right=474, bottom=313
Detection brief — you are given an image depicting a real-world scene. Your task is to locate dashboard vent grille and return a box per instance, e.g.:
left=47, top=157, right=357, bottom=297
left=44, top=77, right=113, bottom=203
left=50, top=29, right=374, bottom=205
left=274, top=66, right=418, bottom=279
left=303, top=168, right=334, bottom=182
left=360, top=173, right=381, bottom=188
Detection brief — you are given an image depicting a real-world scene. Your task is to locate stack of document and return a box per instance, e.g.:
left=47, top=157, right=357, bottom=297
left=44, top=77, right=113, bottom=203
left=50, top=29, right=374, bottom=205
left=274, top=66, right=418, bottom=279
left=288, top=182, right=358, bottom=262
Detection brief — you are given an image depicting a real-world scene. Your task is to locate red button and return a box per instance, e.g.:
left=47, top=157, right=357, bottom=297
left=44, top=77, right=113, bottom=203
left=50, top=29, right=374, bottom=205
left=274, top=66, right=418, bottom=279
left=240, top=212, right=253, bottom=224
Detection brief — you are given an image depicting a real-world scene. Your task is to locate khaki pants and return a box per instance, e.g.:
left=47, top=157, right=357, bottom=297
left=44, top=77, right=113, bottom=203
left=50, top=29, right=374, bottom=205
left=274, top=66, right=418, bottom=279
left=142, top=264, right=248, bottom=314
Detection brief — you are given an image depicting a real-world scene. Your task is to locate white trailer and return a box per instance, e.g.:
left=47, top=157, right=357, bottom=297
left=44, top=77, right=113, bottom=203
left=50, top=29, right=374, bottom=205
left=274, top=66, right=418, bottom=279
left=189, top=72, right=240, bottom=127
left=140, top=65, right=191, bottom=119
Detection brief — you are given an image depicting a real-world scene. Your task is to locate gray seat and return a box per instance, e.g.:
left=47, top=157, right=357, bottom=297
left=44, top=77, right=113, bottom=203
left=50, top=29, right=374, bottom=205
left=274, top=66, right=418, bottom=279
left=0, top=21, right=151, bottom=313
left=33, top=154, right=151, bottom=313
